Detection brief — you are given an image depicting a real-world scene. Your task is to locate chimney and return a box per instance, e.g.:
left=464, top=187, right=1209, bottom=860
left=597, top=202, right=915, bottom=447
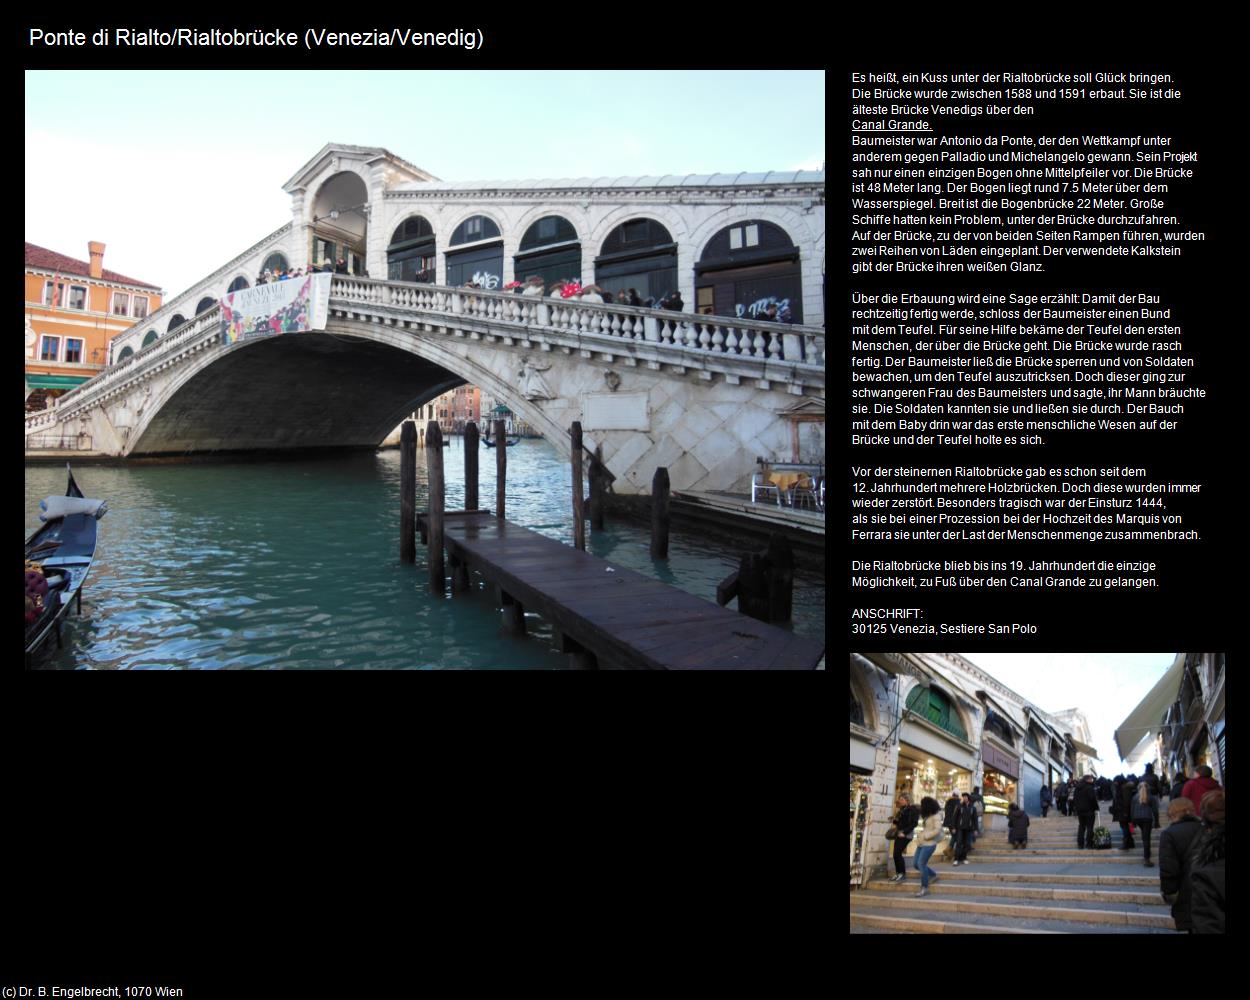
left=88, top=241, right=105, bottom=279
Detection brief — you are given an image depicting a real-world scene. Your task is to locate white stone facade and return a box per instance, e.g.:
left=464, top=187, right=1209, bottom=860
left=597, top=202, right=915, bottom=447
left=110, top=144, right=824, bottom=360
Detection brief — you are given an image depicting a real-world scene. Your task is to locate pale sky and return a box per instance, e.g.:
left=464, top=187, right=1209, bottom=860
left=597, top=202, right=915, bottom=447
left=960, top=653, right=1178, bottom=773
left=25, top=70, right=824, bottom=299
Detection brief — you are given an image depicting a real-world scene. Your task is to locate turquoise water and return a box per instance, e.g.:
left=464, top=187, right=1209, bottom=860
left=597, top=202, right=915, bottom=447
left=25, top=440, right=824, bottom=669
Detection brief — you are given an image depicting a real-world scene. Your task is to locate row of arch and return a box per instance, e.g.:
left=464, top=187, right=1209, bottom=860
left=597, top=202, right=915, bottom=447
left=385, top=212, right=808, bottom=323
left=117, top=211, right=812, bottom=364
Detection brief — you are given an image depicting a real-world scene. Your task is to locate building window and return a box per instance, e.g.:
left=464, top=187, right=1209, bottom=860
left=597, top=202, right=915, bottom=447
left=40, top=336, right=60, bottom=361
left=449, top=215, right=501, bottom=246
left=117, top=346, right=134, bottom=362
left=905, top=685, right=968, bottom=742
left=142, top=330, right=159, bottom=348
left=68, top=285, right=88, bottom=310
left=64, top=338, right=84, bottom=363
left=43, top=281, right=64, bottom=307
left=262, top=252, right=289, bottom=274
left=850, top=690, right=865, bottom=726
left=132, top=296, right=149, bottom=319
left=196, top=297, right=216, bottom=315
left=112, top=292, right=131, bottom=317
left=166, top=314, right=187, bottom=334
left=227, top=276, right=250, bottom=293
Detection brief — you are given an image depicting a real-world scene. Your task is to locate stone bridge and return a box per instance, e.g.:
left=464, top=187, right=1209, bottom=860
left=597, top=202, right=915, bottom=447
left=25, top=276, right=824, bottom=494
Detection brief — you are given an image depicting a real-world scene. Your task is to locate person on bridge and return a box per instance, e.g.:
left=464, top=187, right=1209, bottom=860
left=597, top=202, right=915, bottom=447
left=942, top=790, right=961, bottom=862
left=911, top=797, right=945, bottom=898
left=951, top=792, right=977, bottom=866
left=335, top=257, right=349, bottom=274
left=968, top=786, right=985, bottom=849
left=1171, top=772, right=1187, bottom=801
left=1040, top=782, right=1052, bottom=818
left=1188, top=789, right=1225, bottom=934
left=887, top=793, right=919, bottom=883
left=1182, top=765, right=1222, bottom=817
left=1007, top=803, right=1030, bottom=849
left=1056, top=780, right=1070, bottom=816
left=1131, top=777, right=1161, bottom=866
left=1142, top=762, right=1162, bottom=799
left=1159, top=797, right=1203, bottom=931
left=1072, top=773, right=1100, bottom=849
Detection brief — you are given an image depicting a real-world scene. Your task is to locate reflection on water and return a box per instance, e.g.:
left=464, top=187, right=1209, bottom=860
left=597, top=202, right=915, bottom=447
left=25, top=440, right=824, bottom=669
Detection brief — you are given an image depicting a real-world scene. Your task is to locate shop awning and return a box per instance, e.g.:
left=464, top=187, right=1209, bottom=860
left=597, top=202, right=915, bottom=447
left=25, top=373, right=91, bottom=389
left=1072, top=738, right=1100, bottom=760
left=1114, top=654, right=1184, bottom=760
left=977, top=690, right=1028, bottom=735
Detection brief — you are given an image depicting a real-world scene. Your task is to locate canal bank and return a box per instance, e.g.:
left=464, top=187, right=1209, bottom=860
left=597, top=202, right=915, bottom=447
left=25, top=439, right=823, bottom=669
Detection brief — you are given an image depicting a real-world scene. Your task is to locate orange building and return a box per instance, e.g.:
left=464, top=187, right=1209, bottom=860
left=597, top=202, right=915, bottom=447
left=25, top=241, right=163, bottom=411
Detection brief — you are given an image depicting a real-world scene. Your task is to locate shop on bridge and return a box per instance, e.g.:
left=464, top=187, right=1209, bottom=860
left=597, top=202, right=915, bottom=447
left=593, top=218, right=678, bottom=305
left=444, top=215, right=504, bottom=289
left=694, top=220, right=803, bottom=324
left=513, top=216, right=581, bottom=290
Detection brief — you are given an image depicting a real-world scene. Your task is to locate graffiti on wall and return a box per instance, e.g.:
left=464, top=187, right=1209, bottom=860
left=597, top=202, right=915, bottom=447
left=472, top=271, right=501, bottom=289
left=736, top=296, right=793, bottom=321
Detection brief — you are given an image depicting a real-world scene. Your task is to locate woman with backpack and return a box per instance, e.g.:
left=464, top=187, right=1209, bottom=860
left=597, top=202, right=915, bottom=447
left=911, top=797, right=946, bottom=897
left=888, top=793, right=920, bottom=884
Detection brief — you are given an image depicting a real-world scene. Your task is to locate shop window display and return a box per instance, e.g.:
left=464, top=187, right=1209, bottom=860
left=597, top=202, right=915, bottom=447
left=849, top=774, right=872, bottom=887
left=982, top=770, right=1017, bottom=815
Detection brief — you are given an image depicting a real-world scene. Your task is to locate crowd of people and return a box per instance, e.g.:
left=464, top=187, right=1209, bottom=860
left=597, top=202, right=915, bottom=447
left=256, top=258, right=351, bottom=285
left=883, top=764, right=1224, bottom=930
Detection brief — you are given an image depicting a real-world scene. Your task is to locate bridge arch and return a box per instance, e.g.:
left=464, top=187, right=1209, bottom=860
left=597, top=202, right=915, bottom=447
left=121, top=316, right=582, bottom=464
left=443, top=211, right=506, bottom=290
left=195, top=296, right=216, bottom=315
left=227, top=275, right=251, bottom=293
left=308, top=169, right=370, bottom=273
left=386, top=213, right=437, bottom=284
left=166, top=313, right=187, bottom=334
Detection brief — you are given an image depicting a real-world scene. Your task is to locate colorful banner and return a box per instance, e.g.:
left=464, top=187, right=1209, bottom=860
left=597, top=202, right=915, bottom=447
left=220, top=273, right=332, bottom=345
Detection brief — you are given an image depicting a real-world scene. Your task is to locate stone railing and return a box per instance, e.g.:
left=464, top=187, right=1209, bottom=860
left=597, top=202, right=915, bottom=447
left=26, top=275, right=824, bottom=436
left=330, top=277, right=826, bottom=367
left=26, top=306, right=225, bottom=432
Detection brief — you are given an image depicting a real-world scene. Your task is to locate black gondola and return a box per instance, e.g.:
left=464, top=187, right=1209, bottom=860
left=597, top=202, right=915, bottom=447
left=481, top=434, right=520, bottom=448
left=25, top=465, right=106, bottom=667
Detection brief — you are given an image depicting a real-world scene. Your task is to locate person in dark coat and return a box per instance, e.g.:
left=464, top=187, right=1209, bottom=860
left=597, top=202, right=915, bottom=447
left=1188, top=789, right=1225, bottom=934
left=1142, top=762, right=1162, bottom=798
left=1040, top=783, right=1052, bottom=818
left=951, top=792, right=977, bottom=865
left=888, top=793, right=920, bottom=883
left=1130, top=775, right=1161, bottom=866
left=1072, top=773, right=1100, bottom=849
left=1159, top=797, right=1204, bottom=931
left=941, top=791, right=961, bottom=861
left=1007, top=803, right=1030, bottom=848
left=1117, top=776, right=1139, bottom=850
left=1056, top=780, right=1070, bottom=817
left=968, top=786, right=985, bottom=848
left=1170, top=773, right=1187, bottom=801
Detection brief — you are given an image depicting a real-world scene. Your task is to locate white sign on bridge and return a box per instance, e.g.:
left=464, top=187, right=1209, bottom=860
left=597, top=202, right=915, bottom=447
left=221, top=273, right=332, bottom=345
left=582, top=392, right=649, bottom=431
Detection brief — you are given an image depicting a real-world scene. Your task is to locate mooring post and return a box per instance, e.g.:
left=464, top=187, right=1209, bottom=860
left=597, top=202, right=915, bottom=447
left=465, top=421, right=479, bottom=511
left=400, top=420, right=416, bottom=564
left=494, top=419, right=506, bottom=519
left=765, top=532, right=794, bottom=622
left=588, top=444, right=605, bottom=530
left=427, top=421, right=445, bottom=595
left=737, top=552, right=770, bottom=622
left=650, top=466, right=670, bottom=559
left=571, top=421, right=585, bottom=551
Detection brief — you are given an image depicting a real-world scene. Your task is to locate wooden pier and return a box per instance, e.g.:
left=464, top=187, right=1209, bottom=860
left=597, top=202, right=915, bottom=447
left=428, top=510, right=824, bottom=669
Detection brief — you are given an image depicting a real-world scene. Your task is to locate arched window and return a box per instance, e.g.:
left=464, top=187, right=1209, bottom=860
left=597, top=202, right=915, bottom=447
left=905, top=685, right=968, bottom=741
left=166, top=314, right=186, bottom=334
left=196, top=297, right=216, bottom=315
left=117, top=346, right=134, bottom=362
left=227, top=276, right=250, bottom=293
left=1027, top=726, right=1044, bottom=754
left=387, top=216, right=436, bottom=284
left=515, top=216, right=580, bottom=290
left=261, top=252, right=289, bottom=275
left=850, top=689, right=865, bottom=726
left=445, top=215, right=503, bottom=289
left=594, top=218, right=677, bottom=304
left=449, top=215, right=501, bottom=246
left=985, top=712, right=1015, bottom=747
left=142, top=330, right=159, bottom=348
left=696, top=220, right=801, bottom=322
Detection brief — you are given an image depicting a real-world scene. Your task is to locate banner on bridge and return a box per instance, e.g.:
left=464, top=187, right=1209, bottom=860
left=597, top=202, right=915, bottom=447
left=221, top=273, right=332, bottom=345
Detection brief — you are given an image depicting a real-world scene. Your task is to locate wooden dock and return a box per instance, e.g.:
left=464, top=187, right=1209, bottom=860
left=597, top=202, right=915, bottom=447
left=429, top=510, right=824, bottom=669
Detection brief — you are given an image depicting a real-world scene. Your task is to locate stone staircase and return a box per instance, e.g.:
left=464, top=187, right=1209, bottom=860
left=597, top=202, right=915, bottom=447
left=850, top=811, right=1176, bottom=933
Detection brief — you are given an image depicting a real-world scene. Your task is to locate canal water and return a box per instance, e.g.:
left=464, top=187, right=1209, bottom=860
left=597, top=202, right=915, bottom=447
left=25, top=439, right=824, bottom=669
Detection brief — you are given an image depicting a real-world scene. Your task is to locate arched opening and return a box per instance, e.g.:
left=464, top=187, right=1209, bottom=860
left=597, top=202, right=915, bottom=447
left=227, top=276, right=250, bottom=293
left=117, top=346, right=135, bottom=362
left=261, top=252, right=289, bottom=275
left=906, top=684, right=968, bottom=742
left=594, top=218, right=677, bottom=305
left=195, top=297, right=216, bottom=315
left=142, top=330, right=159, bottom=348
left=311, top=171, right=369, bottom=275
left=445, top=214, right=503, bottom=289
left=695, top=220, right=802, bottom=323
left=166, top=314, right=187, bottom=334
left=387, top=216, right=436, bottom=284
left=515, top=216, right=580, bottom=291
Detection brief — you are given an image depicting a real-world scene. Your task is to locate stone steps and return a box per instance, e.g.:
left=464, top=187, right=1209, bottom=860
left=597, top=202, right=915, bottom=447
left=850, top=909, right=1174, bottom=934
left=871, top=877, right=1161, bottom=906
left=850, top=888, right=1173, bottom=931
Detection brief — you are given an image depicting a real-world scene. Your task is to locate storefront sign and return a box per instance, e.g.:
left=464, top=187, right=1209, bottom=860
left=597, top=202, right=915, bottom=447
left=899, top=720, right=976, bottom=770
left=850, top=736, right=876, bottom=772
left=221, top=273, right=331, bottom=345
left=982, top=741, right=1019, bottom=778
